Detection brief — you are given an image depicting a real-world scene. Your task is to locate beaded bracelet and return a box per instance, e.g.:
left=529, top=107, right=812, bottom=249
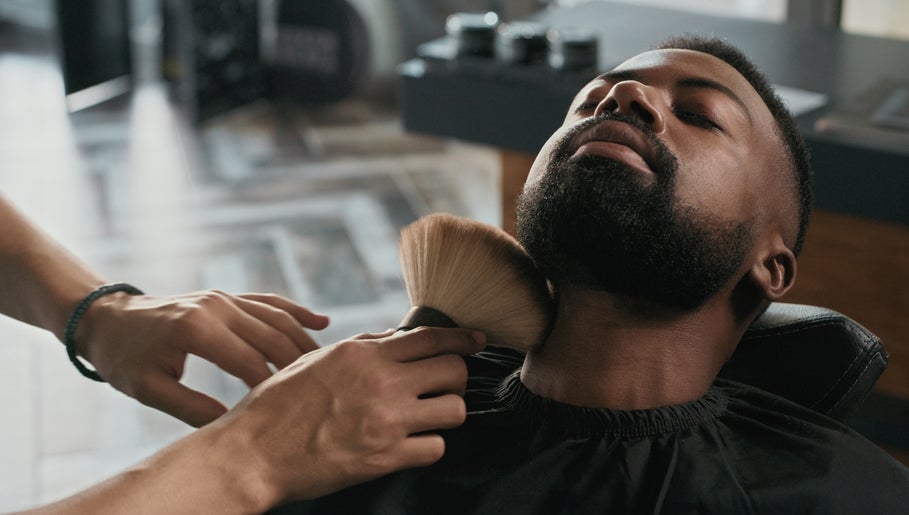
left=64, top=282, right=144, bottom=382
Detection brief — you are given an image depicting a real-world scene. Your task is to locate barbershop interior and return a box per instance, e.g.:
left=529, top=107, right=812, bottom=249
left=1, top=0, right=908, bottom=511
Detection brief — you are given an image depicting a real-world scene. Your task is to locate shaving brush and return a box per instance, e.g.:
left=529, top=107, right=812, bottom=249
left=397, top=213, right=554, bottom=352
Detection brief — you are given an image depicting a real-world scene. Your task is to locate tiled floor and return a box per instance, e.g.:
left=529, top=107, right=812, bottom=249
left=0, top=25, right=500, bottom=511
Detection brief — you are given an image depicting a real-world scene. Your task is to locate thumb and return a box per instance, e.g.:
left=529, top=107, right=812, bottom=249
left=138, top=375, right=229, bottom=427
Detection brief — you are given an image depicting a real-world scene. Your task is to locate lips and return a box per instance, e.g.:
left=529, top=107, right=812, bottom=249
left=567, top=120, right=659, bottom=175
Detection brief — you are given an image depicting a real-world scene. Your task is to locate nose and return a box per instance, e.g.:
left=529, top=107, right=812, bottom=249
left=593, top=81, right=666, bottom=134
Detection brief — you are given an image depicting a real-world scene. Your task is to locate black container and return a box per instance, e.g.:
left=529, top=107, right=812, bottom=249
left=446, top=11, right=500, bottom=58
left=497, top=21, right=549, bottom=65
left=547, top=27, right=599, bottom=73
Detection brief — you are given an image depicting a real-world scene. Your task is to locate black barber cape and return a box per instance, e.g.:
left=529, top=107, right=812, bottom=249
left=272, top=348, right=909, bottom=514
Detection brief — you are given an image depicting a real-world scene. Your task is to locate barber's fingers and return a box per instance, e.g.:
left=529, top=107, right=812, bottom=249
left=387, top=434, right=449, bottom=470
left=187, top=326, right=273, bottom=388
left=352, top=328, right=396, bottom=340
left=228, top=308, right=305, bottom=369
left=238, top=293, right=330, bottom=330
left=407, top=393, right=468, bottom=435
left=395, top=355, right=470, bottom=434
left=134, top=373, right=228, bottom=428
left=233, top=295, right=326, bottom=355
left=403, top=354, right=469, bottom=397
left=184, top=291, right=307, bottom=371
left=382, top=327, right=486, bottom=363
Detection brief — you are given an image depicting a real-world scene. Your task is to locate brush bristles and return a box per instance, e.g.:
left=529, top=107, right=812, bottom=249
left=399, top=213, right=554, bottom=352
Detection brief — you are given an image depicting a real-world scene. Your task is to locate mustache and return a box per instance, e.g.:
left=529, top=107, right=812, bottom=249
left=551, top=112, right=678, bottom=177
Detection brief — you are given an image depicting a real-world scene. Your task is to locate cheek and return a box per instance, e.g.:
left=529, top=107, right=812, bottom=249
left=672, top=143, right=759, bottom=215
left=525, top=129, right=570, bottom=191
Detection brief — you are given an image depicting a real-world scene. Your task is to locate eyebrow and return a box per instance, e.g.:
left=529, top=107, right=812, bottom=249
left=595, top=69, right=752, bottom=123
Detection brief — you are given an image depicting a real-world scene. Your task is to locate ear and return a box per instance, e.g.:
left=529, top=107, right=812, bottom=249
left=748, top=240, right=797, bottom=302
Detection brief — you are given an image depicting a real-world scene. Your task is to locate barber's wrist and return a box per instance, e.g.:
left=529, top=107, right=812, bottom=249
left=63, top=284, right=143, bottom=383
left=117, top=422, right=280, bottom=515
left=71, top=291, right=134, bottom=362
left=200, top=413, right=285, bottom=512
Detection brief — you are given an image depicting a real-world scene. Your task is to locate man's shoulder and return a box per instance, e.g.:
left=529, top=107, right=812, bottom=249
left=715, top=378, right=909, bottom=492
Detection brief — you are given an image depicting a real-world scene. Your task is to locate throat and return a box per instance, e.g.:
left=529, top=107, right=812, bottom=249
left=519, top=289, right=725, bottom=410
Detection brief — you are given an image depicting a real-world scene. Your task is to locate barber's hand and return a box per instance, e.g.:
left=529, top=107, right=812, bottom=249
left=213, top=326, right=486, bottom=505
left=75, top=290, right=330, bottom=427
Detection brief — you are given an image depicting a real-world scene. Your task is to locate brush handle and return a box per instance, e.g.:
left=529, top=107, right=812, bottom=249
left=397, top=306, right=458, bottom=332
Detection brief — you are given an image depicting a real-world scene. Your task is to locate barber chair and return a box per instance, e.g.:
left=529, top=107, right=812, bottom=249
left=719, top=302, right=887, bottom=421
left=470, top=303, right=887, bottom=422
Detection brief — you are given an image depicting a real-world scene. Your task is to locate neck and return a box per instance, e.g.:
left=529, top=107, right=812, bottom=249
left=520, top=287, right=740, bottom=410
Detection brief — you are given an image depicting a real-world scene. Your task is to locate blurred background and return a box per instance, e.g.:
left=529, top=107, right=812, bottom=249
left=1, top=0, right=907, bottom=510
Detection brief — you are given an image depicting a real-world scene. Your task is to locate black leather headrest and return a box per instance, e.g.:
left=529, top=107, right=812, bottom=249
left=720, top=303, right=888, bottom=421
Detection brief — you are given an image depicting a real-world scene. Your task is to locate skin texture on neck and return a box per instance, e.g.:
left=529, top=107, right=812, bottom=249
left=520, top=286, right=741, bottom=410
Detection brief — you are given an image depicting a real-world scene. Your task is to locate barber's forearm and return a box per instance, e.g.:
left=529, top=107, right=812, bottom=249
left=0, top=194, right=106, bottom=340
left=20, top=421, right=278, bottom=515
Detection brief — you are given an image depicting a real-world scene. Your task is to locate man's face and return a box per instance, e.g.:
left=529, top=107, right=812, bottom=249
left=516, top=49, right=785, bottom=311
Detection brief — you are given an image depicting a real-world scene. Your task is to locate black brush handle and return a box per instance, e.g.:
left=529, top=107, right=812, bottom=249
left=397, top=306, right=458, bottom=332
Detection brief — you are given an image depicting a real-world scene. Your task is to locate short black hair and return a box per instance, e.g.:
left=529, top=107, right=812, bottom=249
left=656, top=35, right=813, bottom=256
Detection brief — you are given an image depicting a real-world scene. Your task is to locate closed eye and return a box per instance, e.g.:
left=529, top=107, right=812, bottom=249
left=673, top=108, right=723, bottom=131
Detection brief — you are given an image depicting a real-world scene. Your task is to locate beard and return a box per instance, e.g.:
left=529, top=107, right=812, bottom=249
left=516, top=113, right=753, bottom=311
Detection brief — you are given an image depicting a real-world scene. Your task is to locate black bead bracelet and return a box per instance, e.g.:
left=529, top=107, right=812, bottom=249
left=64, top=282, right=144, bottom=382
